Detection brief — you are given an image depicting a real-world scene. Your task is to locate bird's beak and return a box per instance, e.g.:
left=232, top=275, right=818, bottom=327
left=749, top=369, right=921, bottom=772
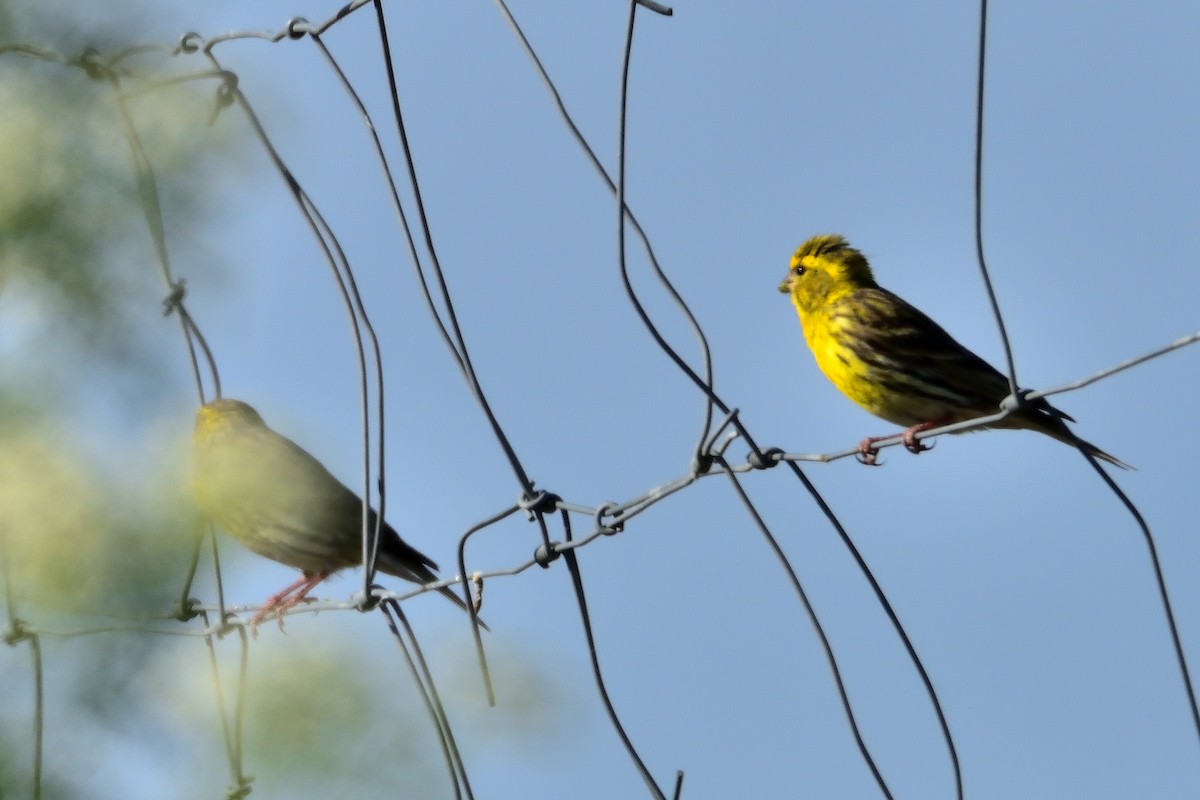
left=778, top=276, right=792, bottom=294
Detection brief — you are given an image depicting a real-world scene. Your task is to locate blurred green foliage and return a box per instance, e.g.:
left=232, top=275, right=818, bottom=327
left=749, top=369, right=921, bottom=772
left=0, top=10, right=568, bottom=798
left=0, top=7, right=246, bottom=797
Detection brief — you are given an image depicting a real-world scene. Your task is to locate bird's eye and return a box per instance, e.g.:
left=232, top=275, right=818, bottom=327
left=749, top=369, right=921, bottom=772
left=791, top=264, right=806, bottom=276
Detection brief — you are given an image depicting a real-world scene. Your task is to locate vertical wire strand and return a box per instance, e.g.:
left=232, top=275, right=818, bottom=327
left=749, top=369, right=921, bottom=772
left=27, top=634, right=43, bottom=800
left=207, top=530, right=228, bottom=626
left=297, top=186, right=387, bottom=594
left=970, top=0, right=1199, bottom=753
left=371, top=0, right=535, bottom=496
left=612, top=3, right=766, bottom=462
left=201, top=611, right=252, bottom=796
left=490, top=0, right=717, bottom=462
left=105, top=70, right=211, bottom=403
left=1, top=530, right=42, bottom=800
left=204, top=49, right=386, bottom=605
left=971, top=0, right=1019, bottom=397
left=175, top=530, right=204, bottom=619
left=1079, top=455, right=1200, bottom=741
left=612, top=6, right=946, bottom=791
left=488, top=22, right=921, bottom=729
left=307, top=30, right=413, bottom=590
left=718, top=460, right=894, bottom=799
left=379, top=600, right=473, bottom=800
left=456, top=505, right=524, bottom=705
left=784, top=461, right=963, bottom=798
left=229, top=626, right=250, bottom=797
left=106, top=68, right=231, bottom=621
left=379, top=603, right=464, bottom=800
left=560, top=511, right=669, bottom=799
left=302, top=20, right=467, bottom=377
left=175, top=306, right=222, bottom=402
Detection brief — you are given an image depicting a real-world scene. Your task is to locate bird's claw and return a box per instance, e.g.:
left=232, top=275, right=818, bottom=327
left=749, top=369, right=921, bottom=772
left=856, top=425, right=941, bottom=464
left=900, top=421, right=946, bottom=455
left=245, top=605, right=281, bottom=638
left=902, top=431, right=934, bottom=455
left=855, top=439, right=883, bottom=466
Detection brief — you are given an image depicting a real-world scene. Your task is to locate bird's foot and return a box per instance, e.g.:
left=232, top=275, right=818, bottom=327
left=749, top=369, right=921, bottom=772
left=901, top=420, right=947, bottom=455
left=856, top=420, right=949, bottom=465
left=901, top=429, right=932, bottom=455
left=856, top=437, right=884, bottom=466
left=246, top=604, right=279, bottom=637
left=247, top=572, right=329, bottom=636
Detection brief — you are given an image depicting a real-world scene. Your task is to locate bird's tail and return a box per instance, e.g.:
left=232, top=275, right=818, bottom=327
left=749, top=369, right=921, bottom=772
left=374, top=525, right=490, bottom=629
left=1073, top=438, right=1133, bottom=470
left=1014, top=410, right=1134, bottom=470
left=990, top=395, right=1133, bottom=470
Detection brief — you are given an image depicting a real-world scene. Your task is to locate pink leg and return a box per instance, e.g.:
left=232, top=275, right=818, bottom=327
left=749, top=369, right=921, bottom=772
left=856, top=419, right=949, bottom=466
left=856, top=436, right=886, bottom=466
left=900, top=420, right=945, bottom=454
left=248, top=571, right=330, bottom=634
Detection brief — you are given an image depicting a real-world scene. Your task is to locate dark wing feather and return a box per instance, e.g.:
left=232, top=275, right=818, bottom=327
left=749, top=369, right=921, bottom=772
left=835, top=287, right=1015, bottom=417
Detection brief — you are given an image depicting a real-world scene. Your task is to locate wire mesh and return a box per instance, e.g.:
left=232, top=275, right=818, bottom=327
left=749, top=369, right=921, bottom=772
left=1, top=1, right=1198, bottom=798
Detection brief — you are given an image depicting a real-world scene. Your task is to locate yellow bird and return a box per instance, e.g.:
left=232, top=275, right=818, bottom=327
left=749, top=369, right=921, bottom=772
left=192, top=398, right=481, bottom=628
left=778, top=234, right=1129, bottom=468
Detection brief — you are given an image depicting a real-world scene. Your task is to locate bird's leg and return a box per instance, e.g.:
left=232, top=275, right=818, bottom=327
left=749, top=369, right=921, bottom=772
left=900, top=420, right=948, bottom=454
left=269, top=572, right=328, bottom=627
left=856, top=436, right=885, bottom=466
left=856, top=419, right=949, bottom=465
left=248, top=571, right=330, bottom=634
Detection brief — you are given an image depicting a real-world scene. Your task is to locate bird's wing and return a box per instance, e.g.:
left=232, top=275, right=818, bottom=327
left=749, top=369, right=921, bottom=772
left=846, top=287, right=1015, bottom=413
left=266, top=434, right=441, bottom=576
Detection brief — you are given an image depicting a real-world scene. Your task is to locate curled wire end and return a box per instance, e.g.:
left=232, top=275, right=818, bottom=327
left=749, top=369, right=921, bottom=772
left=534, top=541, right=561, bottom=568
left=746, top=447, right=783, bottom=470
left=595, top=501, right=624, bottom=535
left=162, top=278, right=187, bottom=317
left=285, top=17, right=311, bottom=39
left=519, top=488, right=561, bottom=519
left=208, top=73, right=238, bottom=126
left=176, top=32, right=204, bottom=54
left=471, top=572, right=485, bottom=614
left=75, top=48, right=107, bottom=81
left=2, top=619, right=31, bottom=646
left=351, top=586, right=383, bottom=612
left=225, top=775, right=255, bottom=800
left=634, top=0, right=674, bottom=15
left=173, top=596, right=201, bottom=622
left=213, top=612, right=243, bottom=640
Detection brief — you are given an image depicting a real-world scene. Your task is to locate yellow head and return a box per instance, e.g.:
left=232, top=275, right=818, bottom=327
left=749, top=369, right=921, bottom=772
left=778, top=234, right=876, bottom=315
left=195, top=398, right=266, bottom=436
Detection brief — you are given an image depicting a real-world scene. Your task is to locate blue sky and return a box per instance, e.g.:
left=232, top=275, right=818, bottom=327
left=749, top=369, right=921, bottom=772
left=7, top=1, right=1200, bottom=798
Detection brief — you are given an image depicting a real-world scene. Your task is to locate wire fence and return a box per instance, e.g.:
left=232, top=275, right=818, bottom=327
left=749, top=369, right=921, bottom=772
left=2, top=1, right=1198, bottom=798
